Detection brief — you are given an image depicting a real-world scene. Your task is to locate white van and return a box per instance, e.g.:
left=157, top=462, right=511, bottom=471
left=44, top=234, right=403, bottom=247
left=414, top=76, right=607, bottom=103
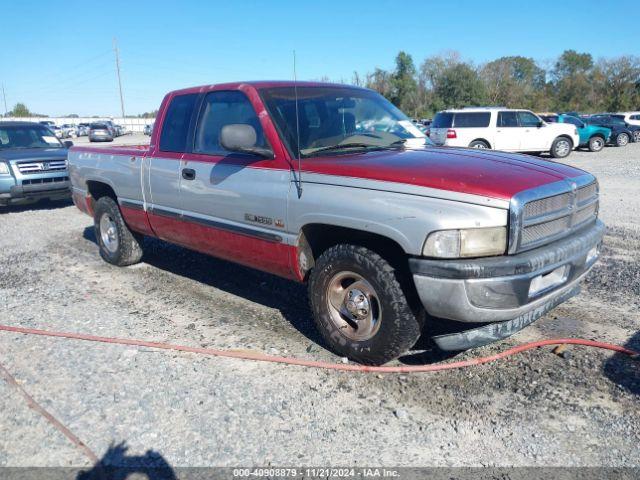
left=428, top=107, right=580, bottom=158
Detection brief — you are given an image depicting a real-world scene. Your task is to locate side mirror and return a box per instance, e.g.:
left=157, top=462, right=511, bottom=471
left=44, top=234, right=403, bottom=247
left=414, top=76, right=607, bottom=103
left=537, top=121, right=546, bottom=128
left=220, top=124, right=273, bottom=159
left=63, top=140, right=74, bottom=148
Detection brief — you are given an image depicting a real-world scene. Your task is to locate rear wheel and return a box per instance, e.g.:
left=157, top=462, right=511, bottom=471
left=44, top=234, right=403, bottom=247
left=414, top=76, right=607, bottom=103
left=588, top=135, right=605, bottom=152
left=616, top=133, right=629, bottom=147
left=94, top=196, right=143, bottom=266
left=469, top=140, right=490, bottom=149
left=550, top=136, right=573, bottom=158
left=633, top=131, right=640, bottom=143
left=308, top=244, right=422, bottom=365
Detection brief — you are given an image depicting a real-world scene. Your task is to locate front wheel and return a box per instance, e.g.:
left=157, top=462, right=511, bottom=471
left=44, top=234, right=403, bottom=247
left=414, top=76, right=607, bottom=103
left=308, top=244, right=422, bottom=365
left=94, top=196, right=143, bottom=266
left=616, top=133, right=629, bottom=147
left=588, top=136, right=605, bottom=152
left=550, top=136, right=573, bottom=158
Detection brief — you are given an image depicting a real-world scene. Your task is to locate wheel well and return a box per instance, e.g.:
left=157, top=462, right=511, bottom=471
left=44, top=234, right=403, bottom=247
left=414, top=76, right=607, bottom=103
left=556, top=134, right=573, bottom=146
left=470, top=138, right=491, bottom=148
left=299, top=224, right=408, bottom=275
left=86, top=181, right=117, bottom=202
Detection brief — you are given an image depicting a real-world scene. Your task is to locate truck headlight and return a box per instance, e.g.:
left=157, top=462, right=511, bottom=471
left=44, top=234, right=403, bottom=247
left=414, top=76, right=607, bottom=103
left=423, top=227, right=507, bottom=258
left=0, top=162, right=9, bottom=175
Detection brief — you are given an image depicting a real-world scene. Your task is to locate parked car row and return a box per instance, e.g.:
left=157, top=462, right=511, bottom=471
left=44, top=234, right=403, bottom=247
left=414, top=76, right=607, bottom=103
left=427, top=108, right=580, bottom=158
left=546, top=113, right=640, bottom=148
left=37, top=120, right=129, bottom=140
left=427, top=107, right=640, bottom=158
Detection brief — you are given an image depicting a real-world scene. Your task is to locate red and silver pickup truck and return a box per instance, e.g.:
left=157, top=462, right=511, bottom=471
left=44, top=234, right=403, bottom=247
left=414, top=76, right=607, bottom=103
left=68, top=81, right=604, bottom=365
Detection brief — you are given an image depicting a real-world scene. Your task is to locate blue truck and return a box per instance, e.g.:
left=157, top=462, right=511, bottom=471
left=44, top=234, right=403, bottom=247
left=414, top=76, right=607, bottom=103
left=0, top=122, right=72, bottom=206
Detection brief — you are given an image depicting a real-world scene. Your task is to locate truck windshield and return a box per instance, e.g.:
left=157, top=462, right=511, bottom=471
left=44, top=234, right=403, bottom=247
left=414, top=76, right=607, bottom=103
left=0, top=125, right=63, bottom=149
left=259, top=86, right=425, bottom=158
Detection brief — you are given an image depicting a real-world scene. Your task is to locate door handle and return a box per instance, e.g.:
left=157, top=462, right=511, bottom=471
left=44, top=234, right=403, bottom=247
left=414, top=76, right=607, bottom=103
left=182, top=168, right=196, bottom=180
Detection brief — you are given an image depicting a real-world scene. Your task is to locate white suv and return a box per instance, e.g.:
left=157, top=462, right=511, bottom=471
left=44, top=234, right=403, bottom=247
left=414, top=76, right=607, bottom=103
left=615, top=112, right=640, bottom=127
left=428, top=108, right=580, bottom=158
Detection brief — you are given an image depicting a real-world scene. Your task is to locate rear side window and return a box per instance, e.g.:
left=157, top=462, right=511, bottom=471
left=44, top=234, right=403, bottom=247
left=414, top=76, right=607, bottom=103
left=431, top=112, right=454, bottom=128
left=194, top=90, right=267, bottom=155
left=631, top=115, right=640, bottom=120
left=453, top=112, right=490, bottom=128
left=497, top=111, right=518, bottom=127
left=159, top=93, right=198, bottom=152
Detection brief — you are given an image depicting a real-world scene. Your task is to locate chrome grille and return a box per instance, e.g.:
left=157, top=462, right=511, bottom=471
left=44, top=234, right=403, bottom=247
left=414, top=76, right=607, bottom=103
left=524, top=192, right=571, bottom=219
left=576, top=183, right=597, bottom=203
left=521, top=216, right=571, bottom=245
left=573, top=202, right=598, bottom=226
left=513, top=177, right=599, bottom=252
left=16, top=159, right=67, bottom=174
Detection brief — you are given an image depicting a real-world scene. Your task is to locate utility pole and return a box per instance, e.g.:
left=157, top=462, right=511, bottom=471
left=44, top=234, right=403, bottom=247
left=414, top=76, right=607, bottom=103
left=113, top=38, right=125, bottom=118
left=1, top=84, right=7, bottom=117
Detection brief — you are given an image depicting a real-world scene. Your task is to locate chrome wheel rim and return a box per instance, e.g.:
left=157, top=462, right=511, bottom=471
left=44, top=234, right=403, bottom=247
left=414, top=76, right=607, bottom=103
left=634, top=131, right=640, bottom=142
left=472, top=143, right=487, bottom=149
left=619, top=134, right=629, bottom=146
left=592, top=138, right=603, bottom=151
left=555, top=140, right=570, bottom=157
left=326, top=271, right=381, bottom=341
left=99, top=213, right=119, bottom=253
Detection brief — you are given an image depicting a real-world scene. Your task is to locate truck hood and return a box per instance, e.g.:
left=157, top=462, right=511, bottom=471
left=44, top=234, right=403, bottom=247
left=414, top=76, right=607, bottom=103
left=301, top=147, right=588, bottom=201
left=0, top=148, right=68, bottom=163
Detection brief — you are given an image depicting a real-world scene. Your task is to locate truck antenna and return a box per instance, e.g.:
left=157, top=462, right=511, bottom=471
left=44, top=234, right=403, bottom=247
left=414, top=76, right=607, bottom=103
left=293, top=50, right=303, bottom=198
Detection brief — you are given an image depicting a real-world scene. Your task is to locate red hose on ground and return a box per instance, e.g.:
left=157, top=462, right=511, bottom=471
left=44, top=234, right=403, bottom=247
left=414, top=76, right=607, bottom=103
left=0, top=324, right=637, bottom=373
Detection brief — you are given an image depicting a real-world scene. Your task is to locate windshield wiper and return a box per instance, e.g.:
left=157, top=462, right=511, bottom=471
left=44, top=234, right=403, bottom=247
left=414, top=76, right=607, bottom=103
left=302, top=139, right=407, bottom=157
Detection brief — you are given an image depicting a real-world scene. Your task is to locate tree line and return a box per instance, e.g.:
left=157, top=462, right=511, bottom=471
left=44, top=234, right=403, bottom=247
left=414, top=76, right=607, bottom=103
left=5, top=50, right=639, bottom=120
left=356, top=50, right=640, bottom=119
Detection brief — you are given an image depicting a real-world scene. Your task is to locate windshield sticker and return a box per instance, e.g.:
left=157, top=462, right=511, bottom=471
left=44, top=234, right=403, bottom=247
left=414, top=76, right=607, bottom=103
left=42, top=136, right=59, bottom=144
left=398, top=120, right=425, bottom=138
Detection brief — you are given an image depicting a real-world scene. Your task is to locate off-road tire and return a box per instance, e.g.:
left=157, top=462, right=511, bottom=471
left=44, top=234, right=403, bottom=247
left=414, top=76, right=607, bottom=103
left=588, top=135, right=605, bottom=152
left=93, top=196, right=143, bottom=266
left=469, top=140, right=490, bottom=149
left=308, top=244, right=422, bottom=365
left=616, top=133, right=629, bottom=147
left=550, top=136, right=573, bottom=158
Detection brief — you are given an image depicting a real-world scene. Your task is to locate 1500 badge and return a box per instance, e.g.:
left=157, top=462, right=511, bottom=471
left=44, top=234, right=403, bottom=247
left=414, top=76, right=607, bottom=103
left=244, top=213, right=285, bottom=228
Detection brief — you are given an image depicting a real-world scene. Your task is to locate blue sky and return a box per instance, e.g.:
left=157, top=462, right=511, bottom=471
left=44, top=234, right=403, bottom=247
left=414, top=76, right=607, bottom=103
left=2, top=0, right=638, bottom=117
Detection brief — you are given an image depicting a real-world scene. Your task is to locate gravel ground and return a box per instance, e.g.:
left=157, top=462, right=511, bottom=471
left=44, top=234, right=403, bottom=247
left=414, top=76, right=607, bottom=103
left=0, top=139, right=638, bottom=469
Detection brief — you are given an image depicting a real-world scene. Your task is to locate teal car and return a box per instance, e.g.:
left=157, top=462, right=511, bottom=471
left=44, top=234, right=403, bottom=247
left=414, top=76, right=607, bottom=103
left=541, top=114, right=611, bottom=152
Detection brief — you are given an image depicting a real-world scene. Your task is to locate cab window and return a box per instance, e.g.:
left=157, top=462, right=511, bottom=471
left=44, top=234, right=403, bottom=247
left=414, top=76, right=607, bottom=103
left=194, top=90, right=268, bottom=155
left=159, top=93, right=198, bottom=153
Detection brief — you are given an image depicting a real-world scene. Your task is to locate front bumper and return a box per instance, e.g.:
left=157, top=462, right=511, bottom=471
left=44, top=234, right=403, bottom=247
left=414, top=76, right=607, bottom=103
left=410, top=221, right=604, bottom=342
left=0, top=177, right=71, bottom=205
